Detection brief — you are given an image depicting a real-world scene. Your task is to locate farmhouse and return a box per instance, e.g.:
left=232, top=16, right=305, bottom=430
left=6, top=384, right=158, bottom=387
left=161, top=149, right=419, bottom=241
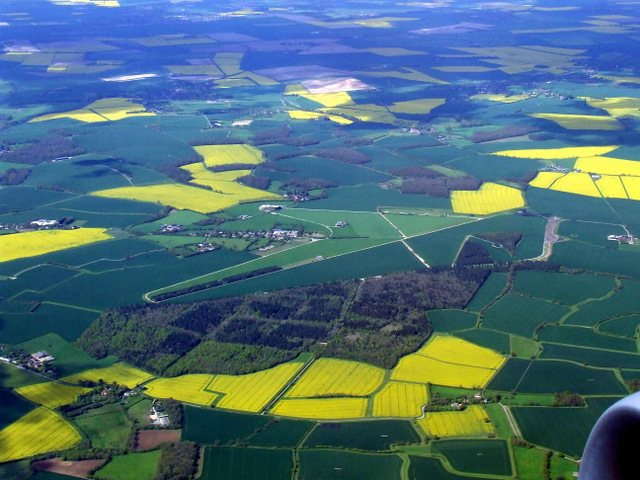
left=30, top=219, right=58, bottom=228
left=150, top=405, right=170, bottom=427
left=29, top=351, right=55, bottom=368
left=607, top=234, right=635, bottom=244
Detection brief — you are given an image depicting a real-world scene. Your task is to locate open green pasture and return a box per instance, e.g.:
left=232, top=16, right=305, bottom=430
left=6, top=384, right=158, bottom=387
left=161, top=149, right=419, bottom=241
left=182, top=406, right=271, bottom=445
left=514, top=360, right=627, bottom=395
left=383, top=213, right=473, bottom=238
left=0, top=303, right=100, bottom=344
left=246, top=418, right=313, bottom=447
left=465, top=273, right=507, bottom=313
left=432, top=439, right=512, bottom=476
left=303, top=420, right=420, bottom=451
left=512, top=397, right=620, bottom=457
left=74, top=404, right=132, bottom=450
left=481, top=294, right=570, bottom=337
left=94, top=450, right=161, bottom=480
left=550, top=241, right=640, bottom=278
left=512, top=270, right=617, bottom=306
left=558, top=220, right=628, bottom=248
left=428, top=310, right=478, bottom=332
left=168, top=240, right=423, bottom=302
left=23, top=161, right=133, bottom=194
left=299, top=449, right=402, bottom=480
left=540, top=343, right=640, bottom=369
left=563, top=279, right=640, bottom=326
left=598, top=315, right=640, bottom=337
left=407, top=455, right=494, bottom=480
left=454, top=329, right=510, bottom=354
left=0, top=362, right=46, bottom=389
left=302, top=184, right=451, bottom=212
left=201, top=446, right=293, bottom=480
left=13, top=333, right=116, bottom=376
left=282, top=209, right=400, bottom=238
left=510, top=336, right=541, bottom=358
left=513, top=446, right=579, bottom=480
left=0, top=389, right=35, bottom=430
left=537, top=325, right=637, bottom=352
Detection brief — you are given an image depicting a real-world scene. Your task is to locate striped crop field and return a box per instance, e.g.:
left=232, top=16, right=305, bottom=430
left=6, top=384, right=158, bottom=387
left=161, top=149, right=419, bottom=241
left=417, top=406, right=494, bottom=437
left=372, top=381, right=428, bottom=418
left=207, top=362, right=303, bottom=413
left=285, top=358, right=385, bottom=398
left=144, top=374, right=217, bottom=406
left=61, top=362, right=154, bottom=388
left=0, top=407, right=82, bottom=463
left=390, top=336, right=505, bottom=389
left=287, top=110, right=353, bottom=124
left=529, top=113, right=621, bottom=130
left=91, top=184, right=242, bottom=213
left=580, top=97, right=640, bottom=119
left=30, top=98, right=154, bottom=123
left=270, top=397, right=369, bottom=420
left=529, top=172, right=565, bottom=189
left=15, top=382, right=91, bottom=409
left=194, top=144, right=264, bottom=167
left=549, top=172, right=601, bottom=197
left=450, top=182, right=525, bottom=215
left=621, top=177, right=640, bottom=200
left=0, top=228, right=112, bottom=263
left=574, top=156, right=640, bottom=176
left=491, top=145, right=618, bottom=159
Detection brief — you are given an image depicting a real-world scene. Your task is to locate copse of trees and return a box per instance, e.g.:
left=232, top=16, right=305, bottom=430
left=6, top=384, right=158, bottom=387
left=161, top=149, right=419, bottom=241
left=1, top=136, right=85, bottom=164
left=314, top=147, right=370, bottom=165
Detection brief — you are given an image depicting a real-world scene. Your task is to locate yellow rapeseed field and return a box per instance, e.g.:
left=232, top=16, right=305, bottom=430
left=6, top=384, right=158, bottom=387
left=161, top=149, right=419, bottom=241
left=270, top=397, right=368, bottom=420
left=15, top=382, right=91, bottom=409
left=91, top=184, right=240, bottom=213
left=372, top=381, right=428, bottom=418
left=418, top=336, right=505, bottom=370
left=0, top=228, right=112, bottom=263
left=30, top=97, right=154, bottom=123
left=471, top=94, right=531, bottom=103
left=207, top=362, right=303, bottom=413
left=61, top=362, right=154, bottom=388
left=144, top=374, right=218, bottom=406
left=194, top=144, right=264, bottom=167
left=529, top=113, right=621, bottom=130
left=450, top=182, right=525, bottom=215
left=388, top=98, right=446, bottom=114
left=621, top=177, right=640, bottom=201
left=549, top=172, right=601, bottom=197
left=287, top=110, right=353, bottom=124
left=529, top=172, right=565, bottom=189
left=574, top=156, right=640, bottom=176
left=285, top=358, right=385, bottom=398
left=0, top=407, right=82, bottom=463
left=491, top=145, right=618, bottom=159
left=595, top=175, right=628, bottom=199
left=417, top=406, right=494, bottom=437
left=320, top=105, right=398, bottom=124
left=214, top=52, right=244, bottom=75
left=302, top=92, right=355, bottom=108
left=580, top=97, right=640, bottom=119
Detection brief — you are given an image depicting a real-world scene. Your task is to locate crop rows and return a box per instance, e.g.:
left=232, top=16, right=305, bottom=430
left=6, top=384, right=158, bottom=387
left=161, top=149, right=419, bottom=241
left=270, top=397, right=369, bottom=420
left=285, top=358, right=385, bottom=398
left=450, top=182, right=525, bottom=215
left=144, top=374, right=218, bottom=406
left=0, top=407, right=81, bottom=463
left=417, top=406, right=494, bottom=438
left=194, top=144, right=264, bottom=167
left=372, top=381, right=428, bottom=418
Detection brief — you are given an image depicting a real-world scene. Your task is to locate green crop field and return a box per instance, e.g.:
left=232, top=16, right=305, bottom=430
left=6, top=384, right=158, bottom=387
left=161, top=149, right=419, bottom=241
left=182, top=407, right=271, bottom=445
left=408, top=455, right=494, bottom=480
left=487, top=358, right=531, bottom=392
left=598, top=315, right=640, bottom=337
left=299, top=450, right=402, bottom=480
left=428, top=310, right=478, bottom=332
left=0, top=363, right=46, bottom=389
left=246, top=418, right=314, bottom=447
left=557, top=220, right=628, bottom=248
left=201, top=446, right=293, bottom=480
left=454, top=329, right=511, bottom=354
left=540, top=343, right=640, bottom=369
left=0, top=390, right=35, bottom=430
left=550, top=241, right=640, bottom=278
left=432, top=439, right=512, bottom=476
left=94, top=450, right=161, bottom=480
left=563, top=279, right=640, bottom=326
left=537, top=325, right=637, bottom=352
left=512, top=271, right=617, bottom=306
left=512, top=397, right=620, bottom=457
left=466, top=273, right=508, bottom=313
left=74, top=405, right=132, bottom=450
left=303, top=420, right=420, bottom=451
left=482, top=294, right=570, bottom=337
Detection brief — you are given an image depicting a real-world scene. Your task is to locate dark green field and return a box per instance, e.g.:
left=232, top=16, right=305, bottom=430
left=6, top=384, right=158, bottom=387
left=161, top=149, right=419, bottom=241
left=298, top=450, right=402, bottom=480
left=465, top=273, right=508, bottom=313
left=539, top=343, right=640, bottom=369
left=432, top=439, right=512, bottom=476
left=246, top=419, right=314, bottom=447
left=303, top=420, right=420, bottom=451
left=182, top=407, right=271, bottom=445
left=537, top=324, right=636, bottom=352
left=408, top=455, right=494, bottom=480
left=201, top=446, right=293, bottom=480
left=563, top=279, right=640, bottom=327
left=598, top=315, right=640, bottom=337
left=454, top=329, right=511, bottom=354
left=0, top=389, right=35, bottom=430
left=428, top=310, right=478, bottom=332
left=512, top=271, right=617, bottom=306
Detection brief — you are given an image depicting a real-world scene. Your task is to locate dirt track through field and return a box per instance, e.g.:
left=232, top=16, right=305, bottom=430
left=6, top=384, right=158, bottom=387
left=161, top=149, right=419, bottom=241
left=32, top=458, right=106, bottom=478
